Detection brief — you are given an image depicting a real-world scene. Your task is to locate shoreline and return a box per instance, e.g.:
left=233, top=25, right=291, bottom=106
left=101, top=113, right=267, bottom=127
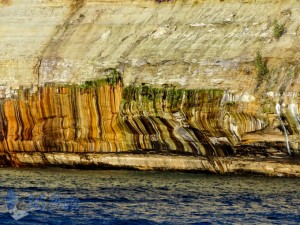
left=2, top=152, right=300, bottom=177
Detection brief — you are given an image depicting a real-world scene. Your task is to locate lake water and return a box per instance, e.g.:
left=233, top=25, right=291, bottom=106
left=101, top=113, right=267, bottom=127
left=0, top=168, right=300, bottom=224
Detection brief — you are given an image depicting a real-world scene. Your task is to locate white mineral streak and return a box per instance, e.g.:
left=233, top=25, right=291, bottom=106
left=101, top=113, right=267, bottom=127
left=276, top=103, right=291, bottom=155
left=289, top=93, right=300, bottom=133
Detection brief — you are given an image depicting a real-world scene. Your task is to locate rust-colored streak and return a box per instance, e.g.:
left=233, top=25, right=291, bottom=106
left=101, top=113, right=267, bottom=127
left=0, top=82, right=289, bottom=166
left=0, top=0, right=12, bottom=6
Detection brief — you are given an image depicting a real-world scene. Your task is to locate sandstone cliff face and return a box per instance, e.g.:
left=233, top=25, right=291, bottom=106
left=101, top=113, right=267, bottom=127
left=0, top=0, right=300, bottom=175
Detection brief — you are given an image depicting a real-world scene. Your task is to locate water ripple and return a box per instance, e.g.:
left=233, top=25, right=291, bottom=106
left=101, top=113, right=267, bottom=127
left=0, top=168, right=300, bottom=224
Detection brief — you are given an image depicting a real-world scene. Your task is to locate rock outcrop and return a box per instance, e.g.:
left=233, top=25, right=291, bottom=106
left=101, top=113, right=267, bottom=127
left=0, top=0, right=300, bottom=176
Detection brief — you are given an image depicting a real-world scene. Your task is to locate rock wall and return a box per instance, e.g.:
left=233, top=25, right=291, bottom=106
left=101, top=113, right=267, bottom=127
left=0, top=0, right=300, bottom=175
left=1, top=0, right=299, bottom=90
left=0, top=80, right=299, bottom=171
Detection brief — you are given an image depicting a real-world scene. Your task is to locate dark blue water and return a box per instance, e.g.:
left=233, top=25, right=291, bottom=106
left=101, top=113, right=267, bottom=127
left=0, top=168, right=300, bottom=224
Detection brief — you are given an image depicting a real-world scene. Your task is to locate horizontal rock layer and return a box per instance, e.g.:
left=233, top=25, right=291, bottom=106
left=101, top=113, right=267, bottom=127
left=7, top=152, right=300, bottom=177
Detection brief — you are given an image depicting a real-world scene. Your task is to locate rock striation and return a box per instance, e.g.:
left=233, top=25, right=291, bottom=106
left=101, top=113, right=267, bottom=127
left=1, top=80, right=300, bottom=176
left=0, top=0, right=300, bottom=176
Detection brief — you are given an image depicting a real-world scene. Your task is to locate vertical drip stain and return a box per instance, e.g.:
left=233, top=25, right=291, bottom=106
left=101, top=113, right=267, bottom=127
left=276, top=103, right=291, bottom=155
left=0, top=82, right=285, bottom=166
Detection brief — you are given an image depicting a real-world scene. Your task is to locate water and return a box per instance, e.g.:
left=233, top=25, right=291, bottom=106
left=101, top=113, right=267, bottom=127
left=0, top=168, right=300, bottom=224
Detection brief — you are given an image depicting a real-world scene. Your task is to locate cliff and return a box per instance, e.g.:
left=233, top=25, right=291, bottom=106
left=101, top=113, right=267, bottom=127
left=0, top=0, right=300, bottom=176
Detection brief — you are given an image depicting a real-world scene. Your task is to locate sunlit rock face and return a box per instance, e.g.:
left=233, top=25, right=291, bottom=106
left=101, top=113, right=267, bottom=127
left=0, top=80, right=299, bottom=173
left=0, top=82, right=123, bottom=154
left=1, top=83, right=225, bottom=155
left=0, top=0, right=300, bottom=175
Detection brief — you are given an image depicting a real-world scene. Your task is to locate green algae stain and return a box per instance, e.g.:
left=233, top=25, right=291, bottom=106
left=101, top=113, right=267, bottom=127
left=122, top=84, right=224, bottom=113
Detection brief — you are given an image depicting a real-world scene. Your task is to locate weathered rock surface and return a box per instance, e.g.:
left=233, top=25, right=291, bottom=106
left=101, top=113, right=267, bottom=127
left=0, top=0, right=300, bottom=176
left=1, top=81, right=300, bottom=176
